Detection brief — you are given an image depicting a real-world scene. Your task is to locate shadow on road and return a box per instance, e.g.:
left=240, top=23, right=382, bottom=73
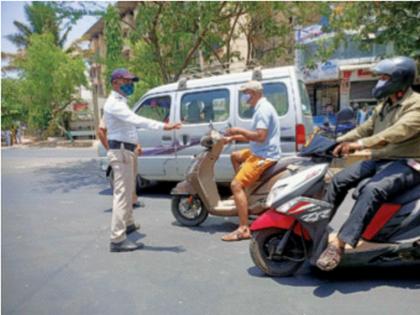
left=99, top=188, right=112, bottom=195
left=247, top=264, right=420, bottom=296
left=142, top=245, right=186, bottom=253
left=128, top=231, right=185, bottom=253
left=34, top=159, right=107, bottom=193
left=171, top=216, right=238, bottom=235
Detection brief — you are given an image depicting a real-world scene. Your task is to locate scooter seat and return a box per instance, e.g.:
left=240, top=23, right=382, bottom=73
left=258, top=157, right=303, bottom=183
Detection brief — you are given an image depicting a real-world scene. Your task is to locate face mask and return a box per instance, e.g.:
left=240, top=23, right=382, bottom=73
left=374, top=79, right=388, bottom=89
left=241, top=93, right=251, bottom=104
left=120, top=83, right=134, bottom=96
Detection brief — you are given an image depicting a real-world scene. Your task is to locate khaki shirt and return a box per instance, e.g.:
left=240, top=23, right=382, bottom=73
left=337, top=89, right=420, bottom=161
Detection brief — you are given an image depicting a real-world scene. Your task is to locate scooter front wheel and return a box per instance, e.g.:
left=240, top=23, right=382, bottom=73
left=250, top=228, right=308, bottom=277
left=171, top=195, right=209, bottom=226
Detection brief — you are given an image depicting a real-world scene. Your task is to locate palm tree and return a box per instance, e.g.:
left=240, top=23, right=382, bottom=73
left=5, top=2, right=72, bottom=49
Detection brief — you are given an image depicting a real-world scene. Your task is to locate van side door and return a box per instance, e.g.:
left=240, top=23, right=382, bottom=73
left=134, top=94, right=176, bottom=179
left=234, top=79, right=296, bottom=156
left=174, top=87, right=235, bottom=182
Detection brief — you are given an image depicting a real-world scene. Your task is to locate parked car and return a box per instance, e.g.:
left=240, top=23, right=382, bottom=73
left=98, top=66, right=314, bottom=187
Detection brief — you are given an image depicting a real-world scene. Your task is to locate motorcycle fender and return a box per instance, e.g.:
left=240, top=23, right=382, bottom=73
left=250, top=209, right=311, bottom=240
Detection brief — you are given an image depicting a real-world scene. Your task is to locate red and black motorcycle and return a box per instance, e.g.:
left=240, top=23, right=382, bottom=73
left=249, top=134, right=420, bottom=276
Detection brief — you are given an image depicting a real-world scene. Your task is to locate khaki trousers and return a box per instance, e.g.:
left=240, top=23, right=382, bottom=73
left=132, top=153, right=138, bottom=203
left=107, top=149, right=136, bottom=243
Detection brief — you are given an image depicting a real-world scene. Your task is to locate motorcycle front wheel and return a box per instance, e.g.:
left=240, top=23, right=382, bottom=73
left=250, top=228, right=308, bottom=277
left=171, top=195, right=209, bottom=226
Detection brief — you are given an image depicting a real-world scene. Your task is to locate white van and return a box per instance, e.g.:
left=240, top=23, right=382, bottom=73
left=99, top=66, right=313, bottom=186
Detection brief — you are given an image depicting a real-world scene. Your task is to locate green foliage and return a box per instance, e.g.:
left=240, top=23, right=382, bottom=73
left=130, top=2, right=237, bottom=83
left=104, top=4, right=126, bottom=93
left=328, top=2, right=420, bottom=61
left=1, top=79, right=26, bottom=130
left=14, top=33, right=87, bottom=137
left=6, top=2, right=71, bottom=49
left=126, top=1, right=324, bottom=86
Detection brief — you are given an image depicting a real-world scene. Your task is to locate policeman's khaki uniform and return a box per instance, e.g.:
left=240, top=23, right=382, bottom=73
left=104, top=91, right=164, bottom=243
left=99, top=118, right=139, bottom=204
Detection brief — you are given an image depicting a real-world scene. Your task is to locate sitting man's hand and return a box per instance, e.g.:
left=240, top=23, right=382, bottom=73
left=226, top=127, right=243, bottom=136
left=333, top=141, right=363, bottom=157
left=223, top=136, right=234, bottom=144
left=163, top=122, right=182, bottom=130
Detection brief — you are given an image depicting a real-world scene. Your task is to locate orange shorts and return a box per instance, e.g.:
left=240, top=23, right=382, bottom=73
left=233, top=149, right=276, bottom=188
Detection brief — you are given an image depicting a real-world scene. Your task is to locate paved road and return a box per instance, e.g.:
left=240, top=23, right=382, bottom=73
left=2, top=147, right=419, bottom=315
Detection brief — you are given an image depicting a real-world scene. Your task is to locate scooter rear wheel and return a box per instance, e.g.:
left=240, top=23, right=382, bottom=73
left=171, top=195, right=208, bottom=226
left=250, top=228, right=308, bottom=277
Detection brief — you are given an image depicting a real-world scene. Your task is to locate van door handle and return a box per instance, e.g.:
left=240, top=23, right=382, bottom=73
left=162, top=135, right=172, bottom=141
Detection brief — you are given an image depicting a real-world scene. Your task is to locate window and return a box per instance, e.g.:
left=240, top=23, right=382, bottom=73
left=180, top=89, right=230, bottom=124
left=239, top=82, right=289, bottom=119
left=136, top=96, right=171, bottom=123
left=298, top=80, right=312, bottom=115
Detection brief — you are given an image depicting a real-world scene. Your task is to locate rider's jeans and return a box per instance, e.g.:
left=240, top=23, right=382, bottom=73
left=325, top=159, right=420, bottom=247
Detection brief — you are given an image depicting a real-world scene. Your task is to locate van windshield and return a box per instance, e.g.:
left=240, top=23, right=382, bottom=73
left=298, top=80, right=312, bottom=116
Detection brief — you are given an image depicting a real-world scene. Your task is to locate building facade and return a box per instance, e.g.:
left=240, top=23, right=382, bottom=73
left=295, top=24, right=393, bottom=124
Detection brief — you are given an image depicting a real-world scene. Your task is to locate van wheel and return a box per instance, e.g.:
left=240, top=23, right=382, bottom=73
left=171, top=195, right=208, bottom=226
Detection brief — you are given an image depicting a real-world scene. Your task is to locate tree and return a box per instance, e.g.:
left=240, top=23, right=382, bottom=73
left=6, top=2, right=71, bottom=49
left=1, top=79, right=26, bottom=130
left=103, top=4, right=126, bottom=93
left=235, top=2, right=325, bottom=66
left=14, top=33, right=87, bottom=137
left=124, top=1, right=325, bottom=89
left=327, top=2, right=420, bottom=62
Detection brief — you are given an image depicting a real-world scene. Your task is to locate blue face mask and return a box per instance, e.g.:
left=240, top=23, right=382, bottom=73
left=120, top=83, right=134, bottom=96
left=241, top=93, right=251, bottom=104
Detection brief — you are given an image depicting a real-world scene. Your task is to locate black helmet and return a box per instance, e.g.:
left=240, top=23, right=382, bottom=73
left=371, top=56, right=417, bottom=99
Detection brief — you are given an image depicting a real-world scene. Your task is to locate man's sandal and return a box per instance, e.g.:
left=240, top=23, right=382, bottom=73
left=316, top=243, right=344, bottom=271
left=222, top=228, right=251, bottom=242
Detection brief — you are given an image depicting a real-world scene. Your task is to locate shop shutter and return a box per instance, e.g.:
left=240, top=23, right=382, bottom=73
left=350, top=81, right=377, bottom=100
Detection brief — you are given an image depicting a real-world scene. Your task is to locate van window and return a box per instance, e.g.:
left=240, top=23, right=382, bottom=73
left=181, top=89, right=230, bottom=124
left=239, top=82, right=288, bottom=119
left=298, top=80, right=312, bottom=115
left=136, top=96, right=171, bottom=123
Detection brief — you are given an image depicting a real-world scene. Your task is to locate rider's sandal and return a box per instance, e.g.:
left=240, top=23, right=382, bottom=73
left=221, top=228, right=251, bottom=242
left=316, top=243, right=344, bottom=271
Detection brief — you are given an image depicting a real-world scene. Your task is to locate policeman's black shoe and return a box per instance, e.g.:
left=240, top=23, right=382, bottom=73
left=110, top=239, right=144, bottom=252
left=133, top=201, right=145, bottom=208
left=126, top=223, right=141, bottom=234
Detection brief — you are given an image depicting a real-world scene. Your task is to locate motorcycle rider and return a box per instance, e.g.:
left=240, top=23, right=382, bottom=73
left=316, top=56, right=420, bottom=271
left=222, top=80, right=281, bottom=241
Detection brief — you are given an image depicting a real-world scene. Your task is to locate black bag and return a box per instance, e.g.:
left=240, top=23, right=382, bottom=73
left=299, top=134, right=336, bottom=158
